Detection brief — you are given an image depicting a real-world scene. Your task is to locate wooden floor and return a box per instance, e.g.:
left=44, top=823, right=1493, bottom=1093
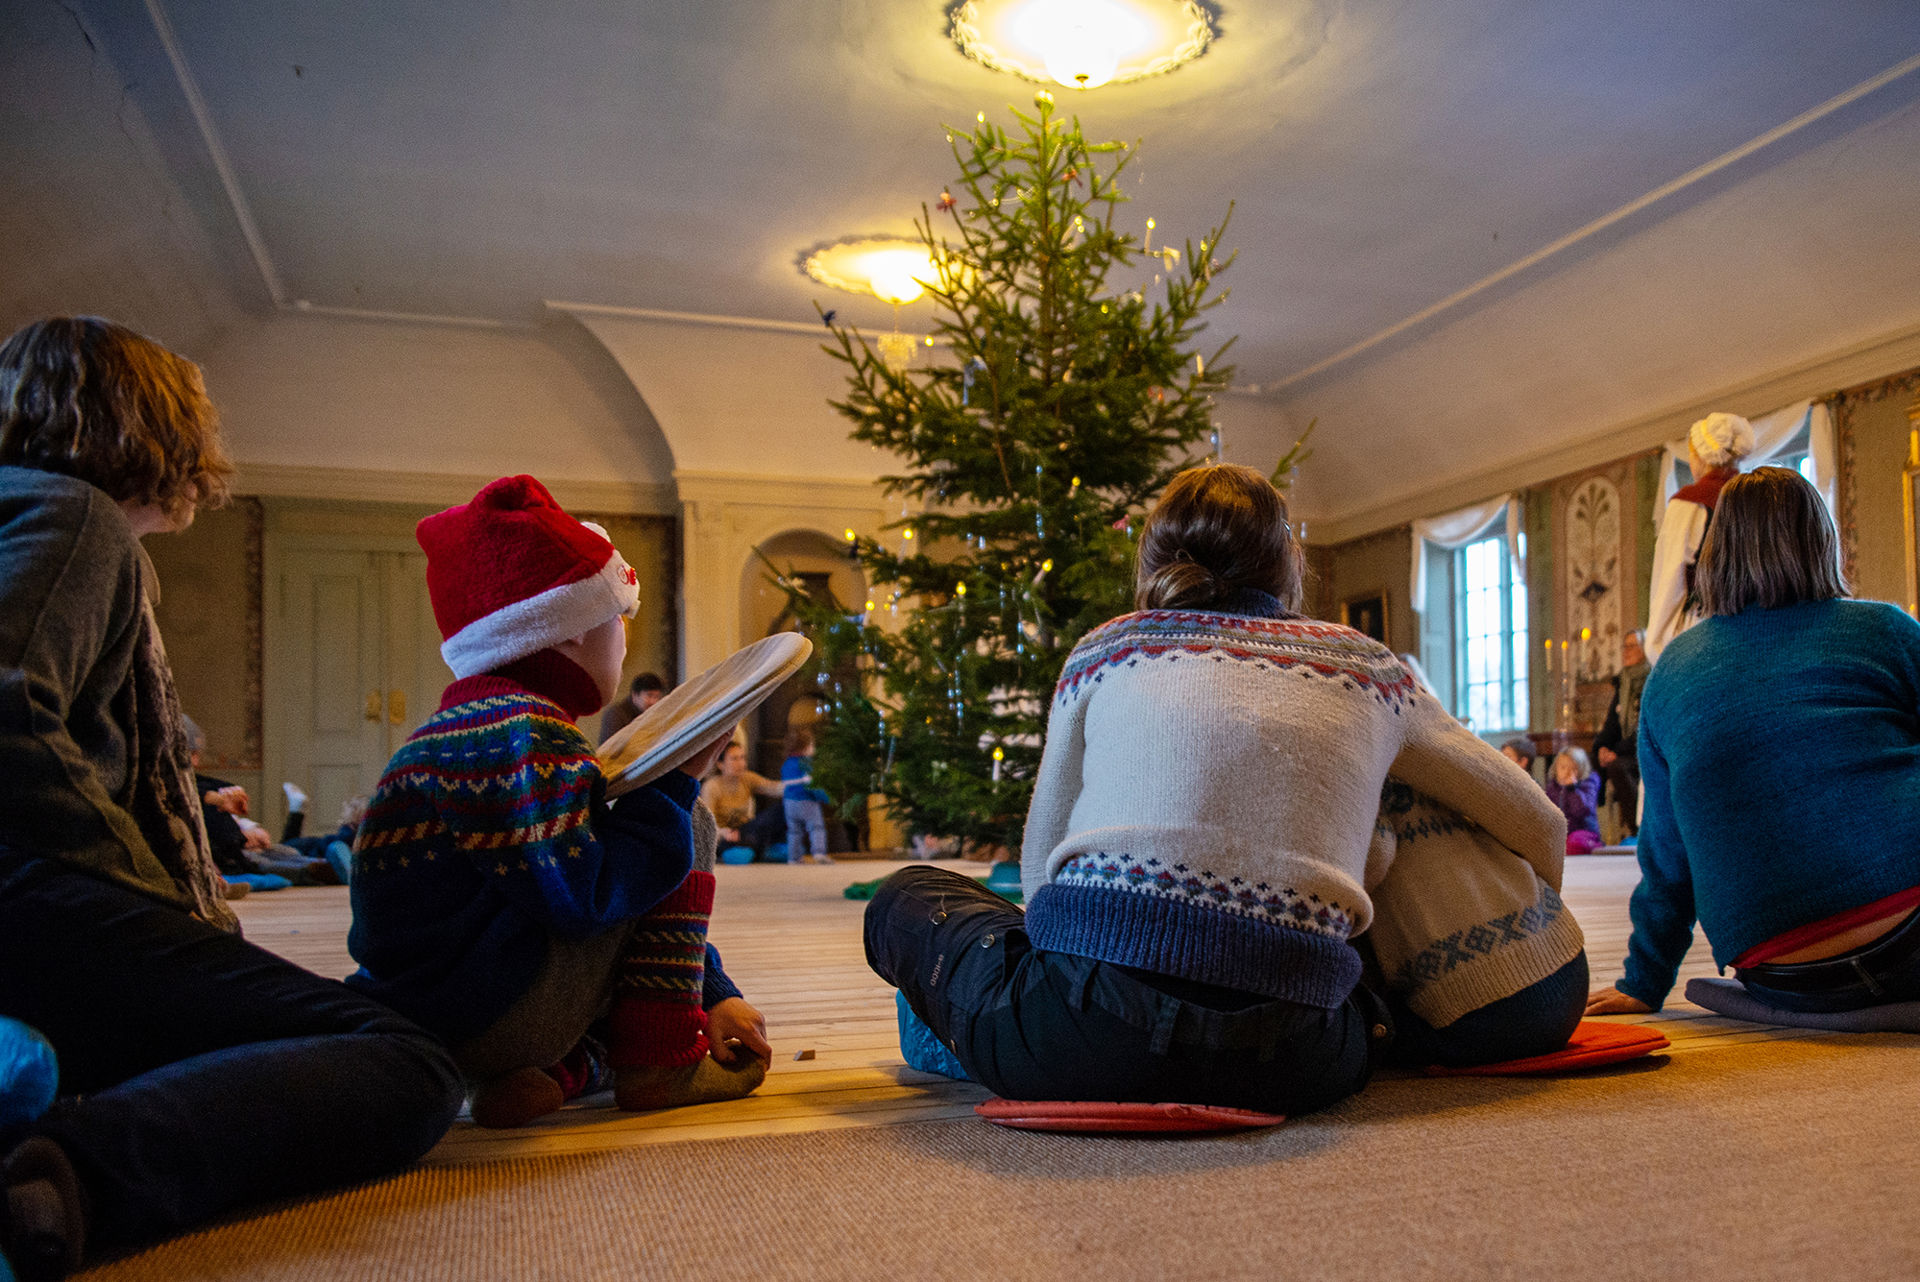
left=234, top=854, right=1836, bottom=1167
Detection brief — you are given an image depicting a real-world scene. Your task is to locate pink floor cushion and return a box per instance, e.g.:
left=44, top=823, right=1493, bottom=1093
left=1424, top=1019, right=1671, bottom=1077
left=974, top=1098, right=1288, bottom=1133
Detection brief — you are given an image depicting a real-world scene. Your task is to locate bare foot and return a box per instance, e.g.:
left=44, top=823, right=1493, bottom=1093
left=614, top=1056, right=767, bottom=1112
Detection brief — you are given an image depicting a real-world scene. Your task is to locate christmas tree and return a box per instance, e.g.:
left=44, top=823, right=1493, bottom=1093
left=779, top=92, right=1295, bottom=857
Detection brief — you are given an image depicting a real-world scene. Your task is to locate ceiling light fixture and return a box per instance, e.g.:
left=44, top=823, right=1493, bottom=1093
left=800, top=236, right=942, bottom=305
left=949, top=0, right=1215, bottom=90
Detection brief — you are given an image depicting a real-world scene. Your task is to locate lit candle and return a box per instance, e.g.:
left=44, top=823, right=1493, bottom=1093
left=991, top=745, right=1004, bottom=783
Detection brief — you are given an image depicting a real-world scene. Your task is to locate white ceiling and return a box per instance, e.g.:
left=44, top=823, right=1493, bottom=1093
left=15, top=0, right=1920, bottom=530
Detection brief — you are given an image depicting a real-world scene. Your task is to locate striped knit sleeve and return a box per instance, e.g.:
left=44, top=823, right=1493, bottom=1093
left=1389, top=691, right=1566, bottom=893
left=1618, top=712, right=1695, bottom=1010
left=438, top=711, right=696, bottom=938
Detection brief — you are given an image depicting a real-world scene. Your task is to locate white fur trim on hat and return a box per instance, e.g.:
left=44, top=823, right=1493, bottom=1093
left=1688, top=412, right=1754, bottom=468
left=440, top=534, right=640, bottom=678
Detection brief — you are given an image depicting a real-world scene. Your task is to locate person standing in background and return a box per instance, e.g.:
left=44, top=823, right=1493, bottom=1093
left=1591, top=630, right=1650, bottom=833
left=1647, top=412, right=1753, bottom=661
left=598, top=671, right=667, bottom=742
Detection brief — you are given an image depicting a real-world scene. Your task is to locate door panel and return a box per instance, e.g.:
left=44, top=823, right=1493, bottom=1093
left=278, top=548, right=388, bottom=837
left=381, top=551, right=453, bottom=752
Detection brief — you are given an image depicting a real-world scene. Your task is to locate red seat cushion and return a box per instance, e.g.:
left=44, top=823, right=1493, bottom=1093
left=1424, top=1019, right=1671, bottom=1077
left=973, top=1098, right=1287, bottom=1133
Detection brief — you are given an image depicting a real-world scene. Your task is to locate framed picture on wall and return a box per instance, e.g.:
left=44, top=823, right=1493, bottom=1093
left=1341, top=591, right=1389, bottom=644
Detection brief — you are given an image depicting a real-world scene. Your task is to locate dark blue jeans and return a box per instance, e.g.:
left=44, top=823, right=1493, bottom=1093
left=1379, top=953, right=1589, bottom=1069
left=0, top=848, right=463, bottom=1256
left=864, top=867, right=1383, bottom=1117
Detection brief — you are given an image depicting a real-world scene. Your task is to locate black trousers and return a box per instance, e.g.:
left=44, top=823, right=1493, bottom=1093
left=0, top=849, right=464, bottom=1256
left=864, top=867, right=1383, bottom=1117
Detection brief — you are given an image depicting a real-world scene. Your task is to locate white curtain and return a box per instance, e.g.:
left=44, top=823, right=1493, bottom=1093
left=1655, top=399, right=1836, bottom=520
left=1411, top=495, right=1521, bottom=614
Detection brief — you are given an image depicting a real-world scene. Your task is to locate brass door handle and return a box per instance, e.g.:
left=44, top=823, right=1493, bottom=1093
left=364, top=692, right=381, bottom=722
left=387, top=689, right=407, bottom=725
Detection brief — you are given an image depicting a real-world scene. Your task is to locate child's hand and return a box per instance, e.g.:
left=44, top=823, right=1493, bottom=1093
left=707, top=997, right=771, bottom=1067
left=675, top=731, right=735, bottom=780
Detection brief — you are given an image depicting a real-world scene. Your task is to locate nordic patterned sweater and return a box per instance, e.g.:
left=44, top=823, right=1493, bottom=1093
left=1020, top=597, right=1568, bottom=1010
left=345, top=659, right=738, bottom=1043
left=1619, top=599, right=1920, bottom=1008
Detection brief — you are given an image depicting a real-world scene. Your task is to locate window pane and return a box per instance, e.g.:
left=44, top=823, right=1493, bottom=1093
left=1450, top=527, right=1528, bottom=732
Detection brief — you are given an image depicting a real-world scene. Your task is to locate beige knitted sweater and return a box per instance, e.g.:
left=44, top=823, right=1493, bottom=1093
left=1020, top=605, right=1574, bottom=1012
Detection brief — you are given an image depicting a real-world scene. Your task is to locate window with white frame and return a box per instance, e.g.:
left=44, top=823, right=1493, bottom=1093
left=1453, top=532, right=1528, bottom=733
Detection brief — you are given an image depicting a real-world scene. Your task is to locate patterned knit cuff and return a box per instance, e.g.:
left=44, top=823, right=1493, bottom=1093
left=606, top=871, right=716, bottom=1067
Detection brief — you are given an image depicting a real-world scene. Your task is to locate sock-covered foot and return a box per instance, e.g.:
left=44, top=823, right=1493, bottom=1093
left=614, top=1055, right=767, bottom=1112
left=281, top=781, right=308, bottom=813
left=469, top=1066, right=567, bottom=1129
left=1, top=1137, right=85, bottom=1282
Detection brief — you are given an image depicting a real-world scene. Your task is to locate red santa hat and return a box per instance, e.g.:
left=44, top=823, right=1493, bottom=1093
left=416, top=475, right=640, bottom=678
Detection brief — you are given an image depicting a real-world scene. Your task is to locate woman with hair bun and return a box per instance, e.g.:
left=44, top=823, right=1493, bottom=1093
left=1589, top=467, right=1920, bottom=1022
left=864, top=464, right=1586, bottom=1114
left=1647, top=411, right=1754, bottom=661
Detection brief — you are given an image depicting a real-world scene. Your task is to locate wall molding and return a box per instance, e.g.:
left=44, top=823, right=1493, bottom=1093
left=1308, top=315, right=1920, bottom=546
left=233, top=461, right=677, bottom=515
left=551, top=301, right=834, bottom=338
left=674, top=469, right=894, bottom=509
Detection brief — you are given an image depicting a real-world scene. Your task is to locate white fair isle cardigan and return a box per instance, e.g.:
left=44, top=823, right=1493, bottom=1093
left=1020, top=601, right=1576, bottom=1014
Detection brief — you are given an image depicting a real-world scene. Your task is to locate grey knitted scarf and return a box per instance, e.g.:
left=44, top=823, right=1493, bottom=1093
left=127, top=588, right=239, bottom=933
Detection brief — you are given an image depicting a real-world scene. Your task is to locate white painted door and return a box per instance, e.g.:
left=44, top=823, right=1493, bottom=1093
left=273, top=544, right=452, bottom=833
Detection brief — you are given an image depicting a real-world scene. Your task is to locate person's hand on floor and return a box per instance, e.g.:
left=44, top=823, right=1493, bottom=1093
left=707, top=997, right=771, bottom=1067
left=240, top=822, right=273, bottom=852
left=204, top=784, right=249, bottom=815
left=1585, top=985, right=1651, bottom=1015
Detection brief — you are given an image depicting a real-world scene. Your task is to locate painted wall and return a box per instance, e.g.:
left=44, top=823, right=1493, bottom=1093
left=202, top=312, right=676, bottom=501
left=1309, top=525, right=1419, bottom=657
left=1837, top=369, right=1920, bottom=608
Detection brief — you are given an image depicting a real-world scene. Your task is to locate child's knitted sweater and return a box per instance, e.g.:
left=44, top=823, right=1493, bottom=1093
left=1021, top=602, right=1567, bottom=1010
left=1366, top=779, right=1585, bottom=1029
left=346, top=665, right=736, bottom=1042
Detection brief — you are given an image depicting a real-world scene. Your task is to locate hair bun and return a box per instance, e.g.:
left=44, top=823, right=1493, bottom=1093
left=1688, top=412, right=1754, bottom=467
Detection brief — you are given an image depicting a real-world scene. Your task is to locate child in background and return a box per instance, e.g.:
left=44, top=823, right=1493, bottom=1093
left=346, top=476, right=770, bottom=1128
left=1548, top=747, right=1603, bottom=854
left=781, top=726, right=833, bottom=865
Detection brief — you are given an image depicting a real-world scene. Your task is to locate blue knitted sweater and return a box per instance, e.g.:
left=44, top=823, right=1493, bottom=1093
left=1620, top=599, right=1920, bottom=1007
left=345, top=666, right=737, bottom=1042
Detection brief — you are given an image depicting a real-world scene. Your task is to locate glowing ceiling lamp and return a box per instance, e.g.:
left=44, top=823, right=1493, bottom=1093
left=949, top=0, right=1215, bottom=90
left=800, top=236, right=948, bottom=371
left=800, top=236, right=941, bottom=305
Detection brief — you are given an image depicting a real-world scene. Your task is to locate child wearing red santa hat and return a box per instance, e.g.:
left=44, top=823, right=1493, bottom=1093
left=345, top=475, right=769, bottom=1127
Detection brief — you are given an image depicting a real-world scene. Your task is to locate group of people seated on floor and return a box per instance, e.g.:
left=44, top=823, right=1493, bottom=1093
left=3, top=319, right=1915, bottom=1279
left=699, top=728, right=839, bottom=865
left=1498, top=627, right=1651, bottom=856
left=185, top=717, right=366, bottom=893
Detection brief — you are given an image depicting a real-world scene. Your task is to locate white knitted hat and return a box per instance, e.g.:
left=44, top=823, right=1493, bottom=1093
left=1689, top=412, right=1754, bottom=468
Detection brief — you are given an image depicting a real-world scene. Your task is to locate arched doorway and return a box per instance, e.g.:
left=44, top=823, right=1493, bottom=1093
left=737, top=529, right=866, bottom=780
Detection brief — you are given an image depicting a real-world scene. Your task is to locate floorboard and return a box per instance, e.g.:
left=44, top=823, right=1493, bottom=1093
left=229, top=854, right=1831, bottom=1166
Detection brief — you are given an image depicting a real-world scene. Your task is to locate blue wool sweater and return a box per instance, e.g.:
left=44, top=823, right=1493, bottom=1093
left=1620, top=599, right=1920, bottom=1008
left=781, top=755, right=829, bottom=804
left=346, top=668, right=737, bottom=1043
